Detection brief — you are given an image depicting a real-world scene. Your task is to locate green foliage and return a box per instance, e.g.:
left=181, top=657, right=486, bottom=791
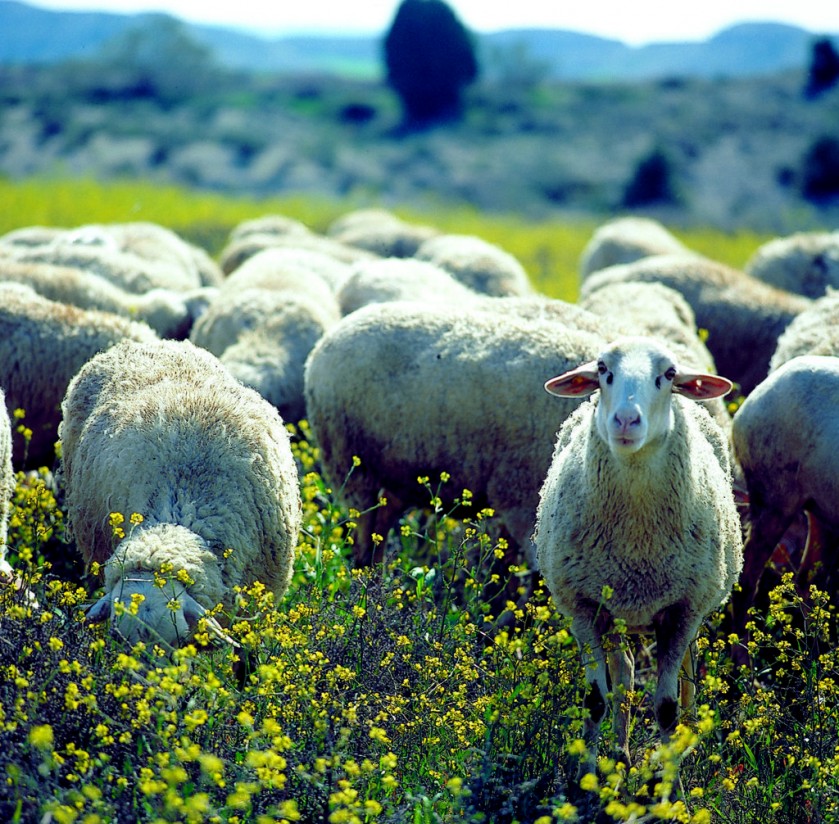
left=800, top=136, right=839, bottom=203
left=383, top=0, right=479, bottom=124
left=804, top=37, right=839, bottom=99
left=5, top=423, right=839, bottom=822
left=622, top=147, right=681, bottom=208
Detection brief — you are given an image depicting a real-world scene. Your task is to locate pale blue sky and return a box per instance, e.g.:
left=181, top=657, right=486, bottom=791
left=29, top=0, right=839, bottom=44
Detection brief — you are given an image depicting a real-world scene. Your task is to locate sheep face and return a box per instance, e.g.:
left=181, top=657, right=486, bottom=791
left=545, top=336, right=733, bottom=457
left=85, top=574, right=210, bottom=648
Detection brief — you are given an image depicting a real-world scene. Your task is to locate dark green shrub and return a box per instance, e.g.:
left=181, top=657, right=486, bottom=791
left=621, top=147, right=680, bottom=207
left=804, top=36, right=839, bottom=99
left=383, top=0, right=479, bottom=124
left=801, top=135, right=839, bottom=201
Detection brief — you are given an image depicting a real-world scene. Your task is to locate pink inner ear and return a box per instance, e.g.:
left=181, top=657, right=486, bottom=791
left=544, top=369, right=600, bottom=397
left=674, top=373, right=734, bottom=400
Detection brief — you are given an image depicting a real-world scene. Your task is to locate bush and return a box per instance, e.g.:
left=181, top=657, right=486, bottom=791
left=800, top=135, right=839, bottom=202
left=804, top=36, right=839, bottom=99
left=621, top=147, right=681, bottom=208
left=383, top=0, right=479, bottom=124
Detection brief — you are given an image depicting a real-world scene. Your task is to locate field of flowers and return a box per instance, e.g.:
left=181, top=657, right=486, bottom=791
left=1, top=179, right=836, bottom=823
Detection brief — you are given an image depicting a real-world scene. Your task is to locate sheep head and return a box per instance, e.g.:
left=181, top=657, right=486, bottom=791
left=85, top=573, right=232, bottom=648
left=545, top=335, right=733, bottom=456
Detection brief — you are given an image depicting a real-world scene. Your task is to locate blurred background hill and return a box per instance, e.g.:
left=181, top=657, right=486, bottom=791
left=1, top=0, right=838, bottom=233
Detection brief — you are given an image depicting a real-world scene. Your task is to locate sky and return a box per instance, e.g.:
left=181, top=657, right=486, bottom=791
left=26, top=0, right=839, bottom=44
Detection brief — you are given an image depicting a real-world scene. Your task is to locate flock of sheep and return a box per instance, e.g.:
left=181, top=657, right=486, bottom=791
left=1, top=208, right=839, bottom=773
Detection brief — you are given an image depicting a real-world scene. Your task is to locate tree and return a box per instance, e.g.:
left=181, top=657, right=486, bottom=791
left=621, top=148, right=680, bottom=208
left=800, top=136, right=839, bottom=201
left=804, top=37, right=839, bottom=99
left=383, top=0, right=479, bottom=124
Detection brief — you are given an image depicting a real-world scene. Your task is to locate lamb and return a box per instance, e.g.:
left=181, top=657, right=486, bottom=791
left=744, top=231, right=839, bottom=299
left=579, top=253, right=812, bottom=395
left=0, top=257, right=205, bottom=339
left=58, top=338, right=302, bottom=647
left=534, top=336, right=743, bottom=771
left=730, top=355, right=839, bottom=664
left=769, top=289, right=839, bottom=371
left=579, top=216, right=694, bottom=278
left=304, top=299, right=633, bottom=572
left=336, top=257, right=479, bottom=315
left=0, top=283, right=159, bottom=469
left=414, top=233, right=534, bottom=297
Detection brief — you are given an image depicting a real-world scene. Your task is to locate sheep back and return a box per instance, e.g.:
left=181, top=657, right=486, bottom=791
left=59, top=338, right=302, bottom=612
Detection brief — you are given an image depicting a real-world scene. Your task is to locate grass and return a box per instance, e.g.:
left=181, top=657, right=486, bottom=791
left=0, top=178, right=820, bottom=823
left=0, top=176, right=773, bottom=303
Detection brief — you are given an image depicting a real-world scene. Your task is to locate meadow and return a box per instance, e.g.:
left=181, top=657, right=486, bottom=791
left=1, top=178, right=835, bottom=824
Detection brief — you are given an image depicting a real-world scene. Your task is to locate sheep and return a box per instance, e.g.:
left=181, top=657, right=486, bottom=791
left=534, top=336, right=743, bottom=772
left=326, top=207, right=440, bottom=258
left=730, top=355, right=839, bottom=664
left=744, top=231, right=839, bottom=299
left=0, top=256, right=207, bottom=339
left=58, top=338, right=302, bottom=647
left=0, top=283, right=159, bottom=469
left=579, top=216, right=694, bottom=278
left=0, top=389, right=13, bottom=580
left=304, top=298, right=635, bottom=575
left=1, top=221, right=224, bottom=289
left=579, top=253, right=812, bottom=395
left=769, top=289, right=839, bottom=371
left=228, top=213, right=314, bottom=243
left=336, top=257, right=479, bottom=315
left=414, top=233, right=534, bottom=297
left=218, top=229, right=375, bottom=277
left=190, top=255, right=340, bottom=355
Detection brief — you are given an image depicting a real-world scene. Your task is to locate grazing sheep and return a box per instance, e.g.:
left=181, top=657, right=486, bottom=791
left=769, top=289, right=839, bottom=371
left=579, top=253, right=811, bottom=395
left=1, top=222, right=223, bottom=289
left=414, top=233, right=534, bottom=297
left=336, top=257, right=479, bottom=315
left=327, top=207, right=439, bottom=258
left=0, top=283, right=159, bottom=469
left=218, top=229, right=374, bottom=277
left=209, top=292, right=340, bottom=423
left=59, top=338, right=302, bottom=647
left=0, top=257, right=204, bottom=339
left=0, top=390, right=13, bottom=580
left=745, top=231, right=839, bottom=299
left=534, top=336, right=742, bottom=770
left=304, top=299, right=625, bottom=571
left=579, top=216, right=693, bottom=278
left=730, top=355, right=839, bottom=663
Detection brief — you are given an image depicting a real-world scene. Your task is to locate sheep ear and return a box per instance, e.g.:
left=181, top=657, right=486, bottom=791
left=85, top=593, right=113, bottom=624
left=182, top=593, right=238, bottom=647
left=544, top=362, right=600, bottom=398
left=672, top=371, right=734, bottom=400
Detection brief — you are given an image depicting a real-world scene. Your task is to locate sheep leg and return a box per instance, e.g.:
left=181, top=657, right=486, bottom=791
left=679, top=641, right=697, bottom=717
left=653, top=602, right=700, bottom=739
left=571, top=606, right=612, bottom=778
left=606, top=634, right=634, bottom=765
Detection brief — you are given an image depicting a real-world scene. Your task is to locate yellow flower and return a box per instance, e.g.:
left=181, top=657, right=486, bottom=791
left=28, top=724, right=54, bottom=751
